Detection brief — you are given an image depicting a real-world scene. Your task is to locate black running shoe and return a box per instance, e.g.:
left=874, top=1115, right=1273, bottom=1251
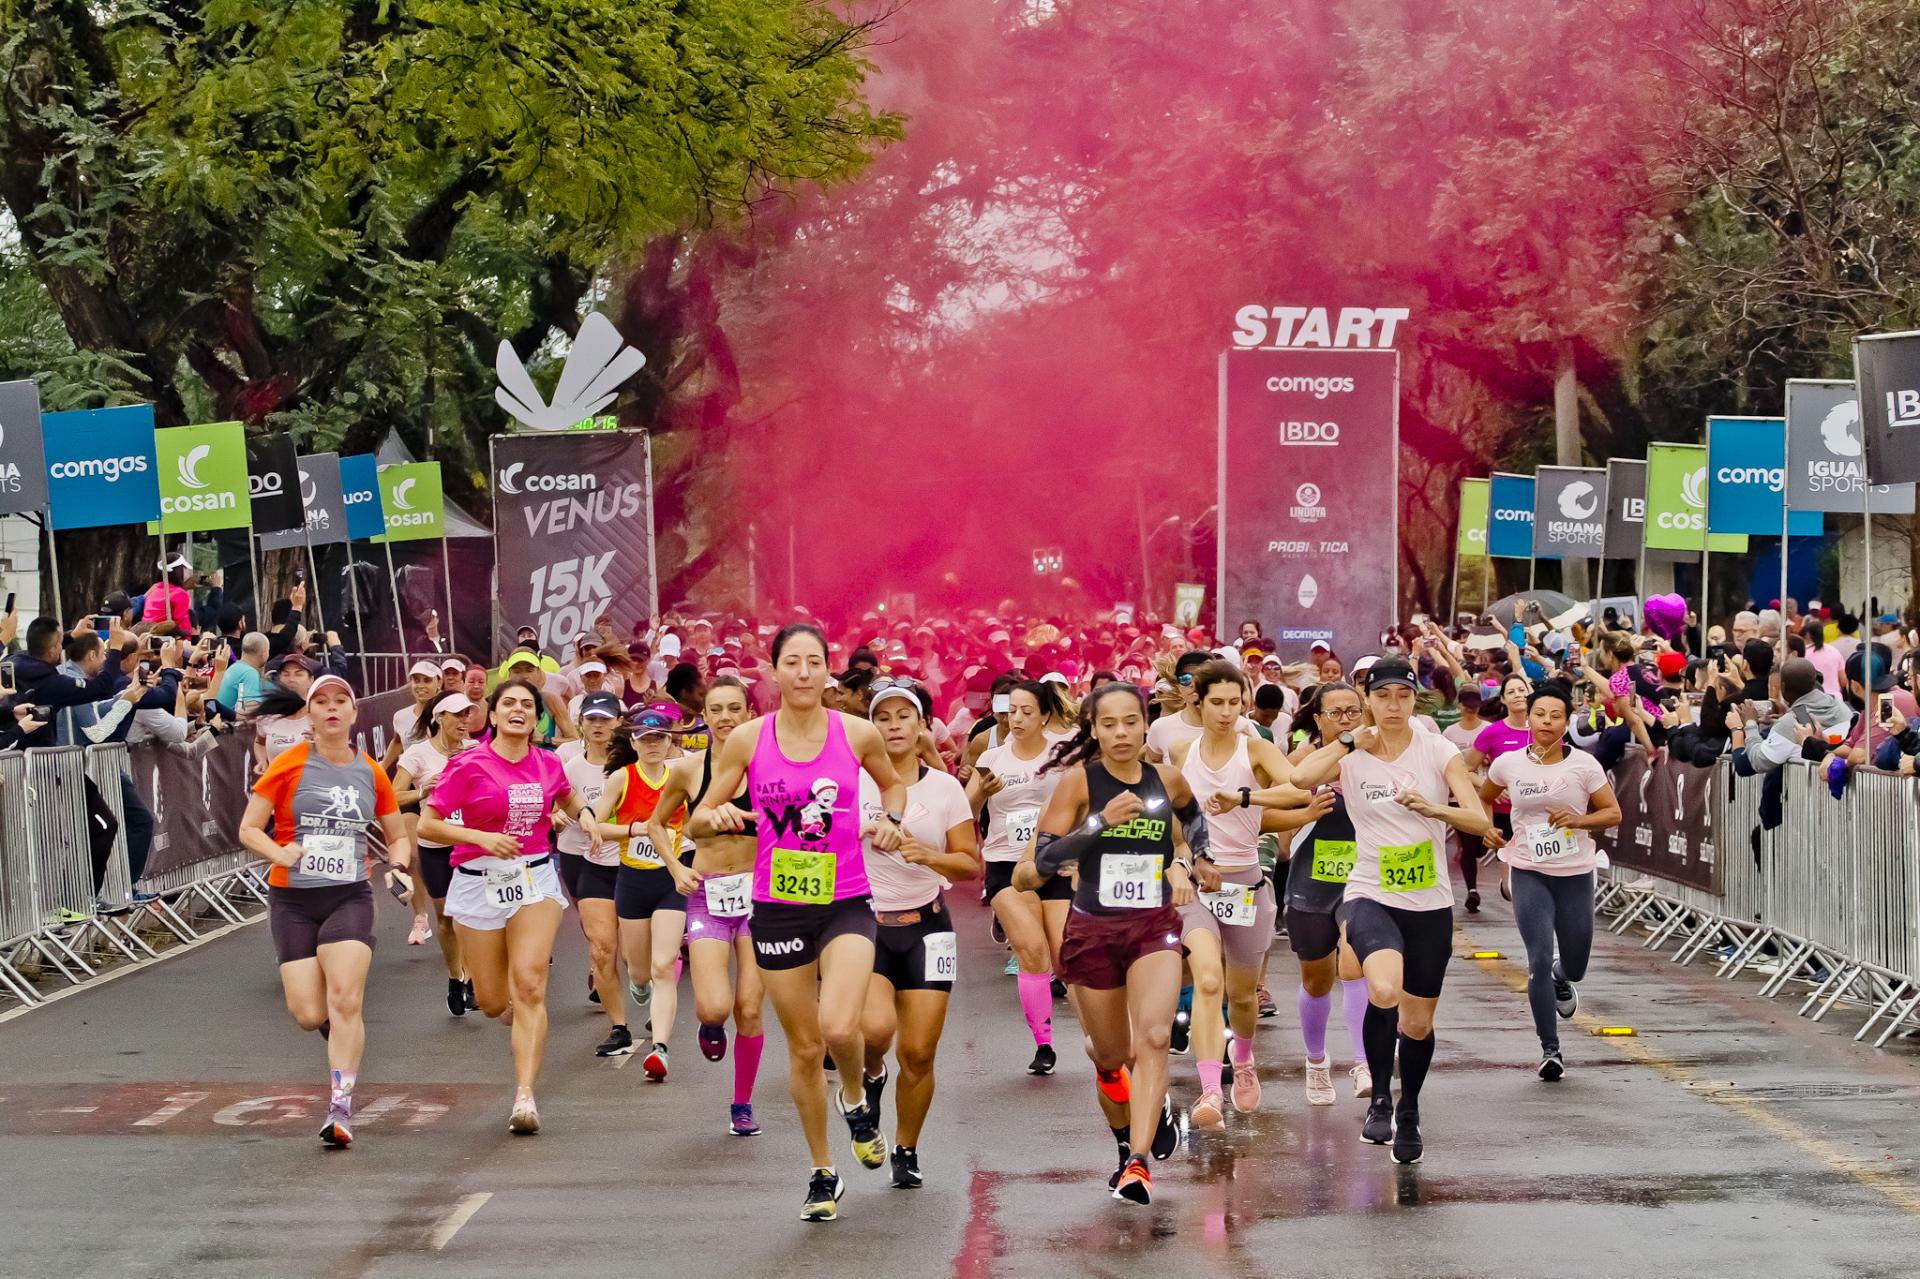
left=1537, top=1052, right=1565, bottom=1081
left=990, top=915, right=1007, bottom=945
left=463, top=980, right=478, bottom=1011
left=447, top=978, right=467, bottom=1018
left=837, top=1092, right=887, bottom=1169
left=1113, top=1155, right=1153, bottom=1204
left=587, top=974, right=600, bottom=1006
left=890, top=1145, right=923, bottom=1189
left=1050, top=977, right=1066, bottom=999
left=1553, top=973, right=1579, bottom=1019
left=864, top=1067, right=888, bottom=1122
left=1150, top=1093, right=1180, bottom=1161
left=1169, top=1009, right=1191, bottom=1055
left=1028, top=1044, right=1056, bottom=1076
left=1361, top=1098, right=1394, bottom=1145
left=802, top=1168, right=844, bottom=1222
left=1465, top=889, right=1481, bottom=915
left=595, top=1024, right=635, bottom=1058
left=1392, top=1108, right=1423, bottom=1164
left=1107, top=1145, right=1132, bottom=1189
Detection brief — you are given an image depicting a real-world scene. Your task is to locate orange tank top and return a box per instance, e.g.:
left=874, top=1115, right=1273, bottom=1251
left=614, top=762, right=684, bottom=869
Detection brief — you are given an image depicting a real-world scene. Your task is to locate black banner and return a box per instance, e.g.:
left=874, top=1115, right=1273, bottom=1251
left=490, top=431, right=655, bottom=659
left=246, top=433, right=303, bottom=534
left=1855, top=330, right=1920, bottom=485
left=0, top=380, right=50, bottom=515
left=1593, top=747, right=1724, bottom=894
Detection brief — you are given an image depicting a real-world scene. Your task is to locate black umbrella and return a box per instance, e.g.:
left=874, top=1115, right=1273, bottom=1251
left=1485, top=590, right=1587, bottom=631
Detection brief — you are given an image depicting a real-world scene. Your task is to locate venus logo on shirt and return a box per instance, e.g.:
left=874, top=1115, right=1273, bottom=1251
left=1360, top=781, right=1398, bottom=805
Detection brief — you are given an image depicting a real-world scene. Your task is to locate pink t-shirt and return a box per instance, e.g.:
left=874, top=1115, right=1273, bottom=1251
left=141, top=582, right=192, bottom=624
left=1806, top=645, right=1845, bottom=697
left=1473, top=719, right=1531, bottom=812
left=1339, top=730, right=1460, bottom=912
left=429, top=742, right=572, bottom=867
left=860, top=767, right=973, bottom=912
left=1487, top=749, right=1609, bottom=875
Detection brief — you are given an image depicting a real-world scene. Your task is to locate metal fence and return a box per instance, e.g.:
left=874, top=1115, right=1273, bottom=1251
left=1596, top=752, right=1920, bottom=1048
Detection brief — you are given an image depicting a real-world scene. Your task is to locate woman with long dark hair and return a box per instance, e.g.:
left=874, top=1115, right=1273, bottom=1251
left=555, top=691, right=629, bottom=1058
left=392, top=690, right=478, bottom=1016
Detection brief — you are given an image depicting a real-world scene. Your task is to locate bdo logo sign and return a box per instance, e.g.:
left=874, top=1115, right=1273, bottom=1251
left=156, top=422, right=249, bottom=532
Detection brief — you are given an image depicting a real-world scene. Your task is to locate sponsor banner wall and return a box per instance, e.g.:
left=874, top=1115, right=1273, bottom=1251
left=1531, top=465, right=1607, bottom=558
left=1486, top=472, right=1535, bottom=559
left=260, top=452, right=349, bottom=550
left=1593, top=747, right=1724, bottom=895
left=491, top=431, right=657, bottom=656
left=246, top=433, right=304, bottom=534
left=1704, top=416, right=1823, bottom=536
left=338, top=453, right=388, bottom=541
left=1855, top=330, right=1920, bottom=485
left=1785, top=378, right=1916, bottom=514
left=156, top=421, right=250, bottom=534
left=0, top=380, right=50, bottom=514
left=1217, top=349, right=1399, bottom=661
left=43, top=405, right=161, bottom=531
left=1456, top=478, right=1488, bottom=559
left=1644, top=443, right=1746, bottom=554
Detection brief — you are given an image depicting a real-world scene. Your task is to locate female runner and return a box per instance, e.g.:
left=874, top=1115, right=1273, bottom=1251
left=1289, top=659, right=1492, bottom=1164
left=252, top=656, right=316, bottom=767
left=1016, top=682, right=1217, bottom=1206
left=1178, top=661, right=1294, bottom=1125
left=420, top=679, right=597, bottom=1134
left=650, top=675, right=769, bottom=1136
left=555, top=691, right=630, bottom=1058
left=238, top=674, right=410, bottom=1149
left=1482, top=684, right=1620, bottom=1079
left=967, top=680, right=1075, bottom=1075
left=857, top=679, right=980, bottom=1189
left=392, top=690, right=477, bottom=1016
left=1461, top=673, right=1533, bottom=913
left=690, top=623, right=905, bottom=1223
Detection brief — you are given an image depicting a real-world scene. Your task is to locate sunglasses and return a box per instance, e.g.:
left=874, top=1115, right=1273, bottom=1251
left=869, top=675, right=923, bottom=694
left=1177, top=672, right=1196, bottom=686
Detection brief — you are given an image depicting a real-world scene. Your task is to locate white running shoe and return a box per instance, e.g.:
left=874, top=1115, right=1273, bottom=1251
left=1305, top=1057, right=1336, bottom=1106
left=1349, top=1063, right=1372, bottom=1099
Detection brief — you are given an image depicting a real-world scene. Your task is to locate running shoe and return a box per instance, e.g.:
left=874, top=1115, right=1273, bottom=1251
left=1303, top=1057, right=1335, bottom=1107
left=1500, top=876, right=1513, bottom=902
left=990, top=915, right=1007, bottom=945
left=446, top=978, right=467, bottom=1018
left=509, top=1097, right=540, bottom=1135
left=836, top=1091, right=888, bottom=1169
left=1464, top=890, right=1481, bottom=915
left=1553, top=974, right=1579, bottom=1019
left=1050, top=977, right=1066, bottom=999
left=699, top=1022, right=728, bottom=1062
left=1256, top=983, right=1277, bottom=1019
left=802, top=1168, right=844, bottom=1222
left=407, top=913, right=432, bottom=945
left=1169, top=1009, right=1191, bottom=1055
left=1112, top=1155, right=1153, bottom=1205
left=1350, top=1063, right=1372, bottom=1099
left=463, top=980, right=478, bottom=1011
left=864, top=1067, right=888, bottom=1121
left=730, top=1103, right=761, bottom=1136
left=1002, top=954, right=1019, bottom=977
left=588, top=975, right=600, bottom=1006
left=1361, top=1097, right=1394, bottom=1146
left=1097, top=1066, right=1131, bottom=1106
left=1537, top=1052, right=1565, bottom=1082
left=596, top=1025, right=635, bottom=1058
left=1108, top=1147, right=1132, bottom=1189
left=1190, top=1088, right=1225, bottom=1130
left=319, top=1098, right=352, bottom=1150
left=1391, top=1108, right=1423, bottom=1164
left=1028, top=1044, right=1056, bottom=1076
left=1149, top=1093, right=1180, bottom=1160
left=1232, top=1060, right=1263, bottom=1113
left=643, top=1044, right=669, bottom=1082
left=629, top=979, right=649, bottom=1009
left=890, top=1146, right=923, bottom=1189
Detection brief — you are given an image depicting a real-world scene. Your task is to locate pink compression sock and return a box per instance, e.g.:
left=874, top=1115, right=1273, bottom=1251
left=1231, top=1036, right=1255, bottom=1066
left=1342, top=978, right=1370, bottom=1065
left=1197, top=1058, right=1223, bottom=1095
left=1298, top=986, right=1332, bottom=1061
left=734, top=1033, right=764, bottom=1105
left=1016, top=972, right=1054, bottom=1046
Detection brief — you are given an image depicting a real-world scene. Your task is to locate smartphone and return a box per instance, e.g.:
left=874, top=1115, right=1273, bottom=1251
left=138, top=661, right=152, bottom=678
left=1508, top=625, right=1526, bottom=646
left=146, top=634, right=164, bottom=653
left=991, top=693, right=1011, bottom=714
left=1880, top=698, right=1894, bottom=723
left=3, top=592, right=14, bottom=616
left=293, top=567, right=307, bottom=585
left=93, top=612, right=112, bottom=638
left=0, top=664, right=14, bottom=696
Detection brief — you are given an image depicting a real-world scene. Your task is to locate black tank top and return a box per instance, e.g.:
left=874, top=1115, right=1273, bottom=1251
left=1285, top=788, right=1355, bottom=915
left=1075, top=759, right=1176, bottom=915
left=695, top=747, right=757, bottom=833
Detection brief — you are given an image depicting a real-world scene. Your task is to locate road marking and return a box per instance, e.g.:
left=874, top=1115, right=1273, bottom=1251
left=1461, top=929, right=1920, bottom=1216
left=0, top=915, right=264, bottom=1025
left=610, top=1052, right=631, bottom=1070
left=132, top=1091, right=211, bottom=1127
left=428, top=1192, right=491, bottom=1250
left=57, top=1106, right=98, bottom=1113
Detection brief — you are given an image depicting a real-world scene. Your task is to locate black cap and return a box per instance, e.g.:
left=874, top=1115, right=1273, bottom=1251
left=578, top=690, right=624, bottom=720
left=1846, top=642, right=1898, bottom=694
left=1363, top=657, right=1420, bottom=693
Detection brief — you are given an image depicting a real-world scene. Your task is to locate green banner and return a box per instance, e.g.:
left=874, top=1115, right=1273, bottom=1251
left=377, top=462, right=445, bottom=542
left=1457, top=478, right=1489, bottom=558
left=156, top=421, right=250, bottom=533
left=1645, top=443, right=1746, bottom=553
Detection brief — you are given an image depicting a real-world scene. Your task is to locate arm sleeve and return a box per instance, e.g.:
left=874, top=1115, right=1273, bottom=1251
left=81, top=697, right=133, bottom=743
left=1033, top=823, right=1104, bottom=878
left=1175, top=796, right=1210, bottom=861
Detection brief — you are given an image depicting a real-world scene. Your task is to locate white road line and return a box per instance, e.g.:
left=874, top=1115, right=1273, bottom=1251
left=0, top=915, right=265, bottom=1026
left=611, top=1052, right=631, bottom=1070
left=428, top=1192, right=492, bottom=1250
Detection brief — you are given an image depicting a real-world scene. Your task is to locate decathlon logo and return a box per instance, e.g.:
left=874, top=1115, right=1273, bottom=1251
left=1297, top=574, right=1319, bottom=609
left=498, top=462, right=600, bottom=496
left=1820, top=400, right=1863, bottom=457
left=1716, top=465, right=1784, bottom=491
left=51, top=455, right=149, bottom=482
left=392, top=478, right=416, bottom=510
left=495, top=312, right=647, bottom=432
left=177, top=444, right=211, bottom=490
left=1681, top=467, right=1706, bottom=509
left=1557, top=481, right=1598, bottom=520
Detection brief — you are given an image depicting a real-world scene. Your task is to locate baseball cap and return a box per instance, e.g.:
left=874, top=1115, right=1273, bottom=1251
left=307, top=673, right=354, bottom=701
left=408, top=659, right=442, bottom=679
left=1655, top=651, right=1688, bottom=679
left=658, top=633, right=683, bottom=659
left=577, top=660, right=608, bottom=676
left=631, top=706, right=676, bottom=736
left=1362, top=658, right=1419, bottom=693
left=431, top=692, right=475, bottom=717
left=501, top=651, right=542, bottom=672
left=1309, top=640, right=1332, bottom=655
left=1846, top=642, right=1898, bottom=694
left=440, top=657, right=466, bottom=673
left=578, top=691, right=623, bottom=719
left=1242, top=649, right=1265, bottom=663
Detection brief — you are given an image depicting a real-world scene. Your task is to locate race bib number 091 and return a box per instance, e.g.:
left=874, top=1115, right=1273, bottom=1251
left=1098, top=853, right=1162, bottom=909
left=923, top=931, right=958, bottom=983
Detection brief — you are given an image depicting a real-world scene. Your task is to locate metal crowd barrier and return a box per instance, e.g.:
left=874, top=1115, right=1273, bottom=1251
left=1595, top=754, right=1920, bottom=1049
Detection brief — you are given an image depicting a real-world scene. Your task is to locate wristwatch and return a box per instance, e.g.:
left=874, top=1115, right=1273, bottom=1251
left=1338, top=731, right=1356, bottom=750
left=885, top=810, right=904, bottom=826
left=1238, top=786, right=1251, bottom=809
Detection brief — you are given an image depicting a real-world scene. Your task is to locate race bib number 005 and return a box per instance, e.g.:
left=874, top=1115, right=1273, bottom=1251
left=1098, top=853, right=1162, bottom=909
left=769, top=848, right=835, bottom=905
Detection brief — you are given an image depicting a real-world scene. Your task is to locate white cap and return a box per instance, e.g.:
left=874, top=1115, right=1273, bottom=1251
left=577, top=661, right=608, bottom=676
left=1309, top=640, right=1332, bottom=654
left=432, top=692, right=475, bottom=716
left=1351, top=655, right=1379, bottom=677
left=307, top=674, right=354, bottom=701
left=1040, top=671, right=1068, bottom=686
left=440, top=657, right=466, bottom=672
left=409, top=659, right=442, bottom=678
left=659, top=633, right=683, bottom=659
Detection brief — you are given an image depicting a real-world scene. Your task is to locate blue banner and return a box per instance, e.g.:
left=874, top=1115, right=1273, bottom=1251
left=1487, top=472, right=1536, bottom=559
left=337, top=453, right=386, bottom=541
left=43, top=405, right=161, bottom=531
left=1706, top=416, right=1822, bottom=537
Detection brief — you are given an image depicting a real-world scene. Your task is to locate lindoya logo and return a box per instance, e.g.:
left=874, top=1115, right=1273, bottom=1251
left=496, top=312, right=647, bottom=432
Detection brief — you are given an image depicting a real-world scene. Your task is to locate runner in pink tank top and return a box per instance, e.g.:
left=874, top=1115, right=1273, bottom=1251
left=747, top=708, right=870, bottom=905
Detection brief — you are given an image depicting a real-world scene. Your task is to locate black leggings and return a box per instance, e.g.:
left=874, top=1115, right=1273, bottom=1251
left=1510, top=868, right=1594, bottom=1056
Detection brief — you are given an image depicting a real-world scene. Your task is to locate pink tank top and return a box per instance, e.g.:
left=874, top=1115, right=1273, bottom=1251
left=747, top=709, right=869, bottom=905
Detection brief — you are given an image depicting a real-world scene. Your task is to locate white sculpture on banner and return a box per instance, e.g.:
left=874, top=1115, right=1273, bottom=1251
left=495, top=313, right=648, bottom=431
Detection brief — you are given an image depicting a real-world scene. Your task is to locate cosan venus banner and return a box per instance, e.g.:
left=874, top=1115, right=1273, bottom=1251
left=1216, top=348, right=1399, bottom=661
left=490, top=430, right=657, bottom=657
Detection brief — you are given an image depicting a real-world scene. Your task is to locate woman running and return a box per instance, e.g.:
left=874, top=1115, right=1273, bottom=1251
left=1461, top=673, right=1532, bottom=913
left=252, top=657, right=317, bottom=768
left=857, top=678, right=980, bottom=1189
left=1482, top=684, right=1620, bottom=1079
left=555, top=691, right=630, bottom=1058
left=591, top=705, right=689, bottom=1081
left=690, top=622, right=905, bottom=1223
left=420, top=679, right=596, bottom=1134
left=1016, top=682, right=1215, bottom=1206
left=1177, top=661, right=1293, bottom=1126
left=1289, top=658, right=1492, bottom=1164
left=393, top=690, right=477, bottom=1016
left=238, top=674, right=410, bottom=1150
left=390, top=660, right=452, bottom=947
left=651, top=675, right=768, bottom=1136
left=967, top=679, right=1075, bottom=1075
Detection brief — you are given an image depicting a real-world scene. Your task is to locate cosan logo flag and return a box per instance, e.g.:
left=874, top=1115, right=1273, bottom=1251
left=1705, top=416, right=1823, bottom=537
left=1456, top=478, right=1488, bottom=559
left=156, top=421, right=251, bottom=533
left=1786, top=378, right=1918, bottom=514
left=1531, top=466, right=1607, bottom=558
left=43, top=404, right=161, bottom=531
left=496, top=313, right=647, bottom=432
left=1645, top=443, right=1745, bottom=553
left=0, top=380, right=51, bottom=515
left=377, top=462, right=444, bottom=542
left=1485, top=472, right=1535, bottom=560
left=1854, top=330, right=1920, bottom=486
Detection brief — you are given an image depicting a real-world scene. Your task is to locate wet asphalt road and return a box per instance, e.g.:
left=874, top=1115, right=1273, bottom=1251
left=5, top=876, right=1920, bottom=1279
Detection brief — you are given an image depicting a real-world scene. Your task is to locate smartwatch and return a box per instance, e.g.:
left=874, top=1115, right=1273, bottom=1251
left=1238, top=786, right=1251, bottom=809
left=1338, top=731, right=1356, bottom=750
left=885, top=811, right=904, bottom=826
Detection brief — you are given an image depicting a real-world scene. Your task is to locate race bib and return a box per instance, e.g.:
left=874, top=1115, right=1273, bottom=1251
left=1310, top=839, right=1356, bottom=884
left=703, top=872, right=752, bottom=918
left=1007, top=806, right=1039, bottom=848
left=1097, top=853, right=1162, bottom=909
left=769, top=847, right=835, bottom=905
left=625, top=832, right=664, bottom=868
left=1201, top=885, right=1257, bottom=927
left=1379, top=841, right=1438, bottom=894
left=483, top=861, right=540, bottom=910
left=1523, top=823, right=1577, bottom=864
left=297, top=833, right=357, bottom=883
left=923, top=931, right=958, bottom=983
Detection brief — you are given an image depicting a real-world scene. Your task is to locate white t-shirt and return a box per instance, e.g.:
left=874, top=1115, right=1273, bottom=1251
left=976, top=738, right=1063, bottom=863
left=1145, top=710, right=1256, bottom=760
left=392, top=703, right=424, bottom=746
left=558, top=749, right=617, bottom=864
left=397, top=739, right=463, bottom=846
left=861, top=768, right=972, bottom=912
left=1339, top=731, right=1460, bottom=912
left=1487, top=749, right=1609, bottom=876
left=257, top=713, right=311, bottom=763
